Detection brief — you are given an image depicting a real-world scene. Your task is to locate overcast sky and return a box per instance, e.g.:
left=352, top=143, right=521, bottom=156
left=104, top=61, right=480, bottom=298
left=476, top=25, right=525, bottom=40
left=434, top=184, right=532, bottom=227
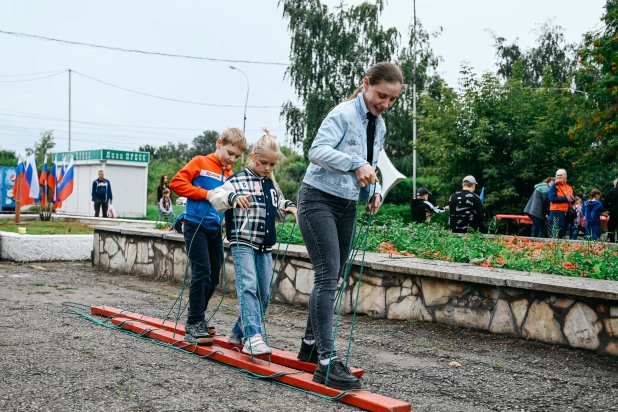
left=0, top=0, right=606, bottom=158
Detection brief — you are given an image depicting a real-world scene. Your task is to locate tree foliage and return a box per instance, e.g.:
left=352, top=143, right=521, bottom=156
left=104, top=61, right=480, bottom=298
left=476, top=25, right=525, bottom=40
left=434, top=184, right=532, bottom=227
left=279, top=0, right=400, bottom=154
left=25, top=131, right=55, bottom=169
left=490, top=19, right=577, bottom=87
left=191, top=130, right=219, bottom=157
left=570, top=0, right=618, bottom=192
left=0, top=149, right=18, bottom=167
left=419, top=66, right=586, bottom=216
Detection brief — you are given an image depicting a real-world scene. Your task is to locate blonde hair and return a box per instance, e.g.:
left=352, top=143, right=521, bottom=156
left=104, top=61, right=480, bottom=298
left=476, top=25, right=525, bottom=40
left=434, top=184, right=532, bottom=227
left=219, top=127, right=247, bottom=152
left=249, top=131, right=284, bottom=193
left=348, top=62, right=404, bottom=100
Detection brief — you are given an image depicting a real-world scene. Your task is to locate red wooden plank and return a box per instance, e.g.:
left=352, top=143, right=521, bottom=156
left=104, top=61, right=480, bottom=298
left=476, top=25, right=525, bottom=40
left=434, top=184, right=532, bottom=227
left=91, top=305, right=363, bottom=378
left=97, top=311, right=411, bottom=412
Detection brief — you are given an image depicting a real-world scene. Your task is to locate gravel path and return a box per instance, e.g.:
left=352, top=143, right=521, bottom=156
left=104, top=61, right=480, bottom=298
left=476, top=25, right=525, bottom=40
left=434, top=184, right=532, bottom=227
left=1, top=261, right=618, bottom=412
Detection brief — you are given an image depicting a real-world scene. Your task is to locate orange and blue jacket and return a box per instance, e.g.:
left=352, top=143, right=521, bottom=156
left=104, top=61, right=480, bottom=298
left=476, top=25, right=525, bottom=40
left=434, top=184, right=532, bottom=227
left=170, top=154, right=232, bottom=230
left=548, top=181, right=574, bottom=212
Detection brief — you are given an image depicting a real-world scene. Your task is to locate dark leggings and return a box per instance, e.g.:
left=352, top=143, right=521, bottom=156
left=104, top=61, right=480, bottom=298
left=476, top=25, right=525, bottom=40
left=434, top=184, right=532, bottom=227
left=298, top=184, right=357, bottom=361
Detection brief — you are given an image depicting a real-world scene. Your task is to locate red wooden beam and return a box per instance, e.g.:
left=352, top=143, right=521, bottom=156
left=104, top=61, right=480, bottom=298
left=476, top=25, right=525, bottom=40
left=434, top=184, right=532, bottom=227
left=90, top=306, right=410, bottom=412
left=91, top=305, right=363, bottom=377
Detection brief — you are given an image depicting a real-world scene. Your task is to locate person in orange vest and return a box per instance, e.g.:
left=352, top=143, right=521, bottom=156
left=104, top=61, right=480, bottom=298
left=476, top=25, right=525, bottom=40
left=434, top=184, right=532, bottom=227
left=548, top=168, right=574, bottom=239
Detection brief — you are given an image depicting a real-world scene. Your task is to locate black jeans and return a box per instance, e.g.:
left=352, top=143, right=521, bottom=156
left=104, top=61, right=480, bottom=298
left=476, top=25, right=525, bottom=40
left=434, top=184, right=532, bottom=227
left=298, top=183, right=357, bottom=361
left=183, top=220, right=223, bottom=325
left=608, top=212, right=617, bottom=243
left=94, top=200, right=108, bottom=218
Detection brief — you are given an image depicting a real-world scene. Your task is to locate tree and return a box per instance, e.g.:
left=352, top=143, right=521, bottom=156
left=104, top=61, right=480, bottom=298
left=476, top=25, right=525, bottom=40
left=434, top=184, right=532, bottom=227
left=139, top=142, right=192, bottom=162
left=25, top=131, right=55, bottom=168
left=0, top=149, right=18, bottom=167
left=279, top=0, right=400, bottom=155
left=490, top=19, right=577, bottom=87
left=191, top=130, right=219, bottom=157
left=569, top=0, right=618, bottom=192
left=419, top=65, right=586, bottom=216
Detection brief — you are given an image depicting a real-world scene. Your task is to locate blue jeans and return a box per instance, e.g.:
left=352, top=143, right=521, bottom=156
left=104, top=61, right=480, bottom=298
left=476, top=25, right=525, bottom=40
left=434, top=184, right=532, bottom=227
left=585, top=222, right=601, bottom=240
left=530, top=216, right=547, bottom=238
left=298, top=183, right=357, bottom=361
left=548, top=211, right=567, bottom=239
left=231, top=245, right=272, bottom=339
left=183, top=220, right=223, bottom=325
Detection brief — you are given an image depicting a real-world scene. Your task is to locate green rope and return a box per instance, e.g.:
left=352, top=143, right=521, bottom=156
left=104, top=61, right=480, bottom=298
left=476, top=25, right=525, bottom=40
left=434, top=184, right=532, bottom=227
left=65, top=302, right=369, bottom=402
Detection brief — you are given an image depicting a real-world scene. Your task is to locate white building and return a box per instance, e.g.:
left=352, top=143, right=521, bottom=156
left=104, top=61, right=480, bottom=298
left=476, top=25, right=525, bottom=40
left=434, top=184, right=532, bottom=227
left=52, top=149, right=150, bottom=218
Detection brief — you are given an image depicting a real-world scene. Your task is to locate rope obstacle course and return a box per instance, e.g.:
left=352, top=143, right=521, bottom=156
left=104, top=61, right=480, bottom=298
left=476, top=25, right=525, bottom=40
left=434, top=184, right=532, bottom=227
left=66, top=185, right=411, bottom=411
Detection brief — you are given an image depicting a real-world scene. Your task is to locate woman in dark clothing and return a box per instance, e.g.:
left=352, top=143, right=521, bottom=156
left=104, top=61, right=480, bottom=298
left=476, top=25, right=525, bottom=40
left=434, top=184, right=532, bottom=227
left=157, top=175, right=171, bottom=203
left=524, top=177, right=554, bottom=238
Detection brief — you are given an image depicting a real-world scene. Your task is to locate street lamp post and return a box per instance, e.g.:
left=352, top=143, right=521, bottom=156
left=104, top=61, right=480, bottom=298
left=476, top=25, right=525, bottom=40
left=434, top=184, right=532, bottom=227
left=412, top=0, right=417, bottom=198
left=229, top=65, right=249, bottom=164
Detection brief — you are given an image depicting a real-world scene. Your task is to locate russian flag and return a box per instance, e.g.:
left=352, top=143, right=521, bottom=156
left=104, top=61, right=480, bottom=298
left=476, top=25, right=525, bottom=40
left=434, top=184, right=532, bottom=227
left=48, top=158, right=57, bottom=203
left=39, top=155, right=48, bottom=208
left=56, top=156, right=74, bottom=202
left=54, top=156, right=66, bottom=209
left=15, top=155, right=27, bottom=204
left=26, top=154, right=40, bottom=201
left=18, top=156, right=34, bottom=206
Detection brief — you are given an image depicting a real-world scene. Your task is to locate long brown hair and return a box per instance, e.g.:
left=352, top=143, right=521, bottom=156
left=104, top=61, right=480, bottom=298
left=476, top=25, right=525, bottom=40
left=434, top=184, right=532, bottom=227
left=348, top=62, right=404, bottom=100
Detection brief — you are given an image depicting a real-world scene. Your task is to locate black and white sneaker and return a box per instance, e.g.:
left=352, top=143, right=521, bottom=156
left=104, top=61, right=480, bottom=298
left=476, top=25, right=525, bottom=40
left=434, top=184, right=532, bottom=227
left=297, top=339, right=319, bottom=363
left=185, top=321, right=213, bottom=345
left=313, top=359, right=361, bottom=390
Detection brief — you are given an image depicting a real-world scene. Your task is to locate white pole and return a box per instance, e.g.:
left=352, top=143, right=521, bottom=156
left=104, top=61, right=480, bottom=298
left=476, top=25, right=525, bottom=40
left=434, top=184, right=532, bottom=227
left=412, top=0, right=417, bottom=198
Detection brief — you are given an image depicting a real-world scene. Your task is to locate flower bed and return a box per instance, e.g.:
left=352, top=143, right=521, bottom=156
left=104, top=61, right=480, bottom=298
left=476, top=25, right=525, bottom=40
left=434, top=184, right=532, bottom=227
left=277, top=221, right=618, bottom=280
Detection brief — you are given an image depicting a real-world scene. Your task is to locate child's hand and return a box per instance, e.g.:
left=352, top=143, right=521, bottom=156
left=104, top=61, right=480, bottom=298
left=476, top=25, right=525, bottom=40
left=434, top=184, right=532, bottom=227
left=234, top=194, right=252, bottom=209
left=284, top=206, right=298, bottom=221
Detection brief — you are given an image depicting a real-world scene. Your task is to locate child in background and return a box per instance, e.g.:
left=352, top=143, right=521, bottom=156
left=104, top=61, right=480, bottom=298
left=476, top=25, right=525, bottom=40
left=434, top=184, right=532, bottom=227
left=209, top=129, right=297, bottom=355
left=170, top=128, right=247, bottom=344
left=582, top=189, right=604, bottom=241
left=158, top=188, right=175, bottom=222
left=569, top=196, right=582, bottom=240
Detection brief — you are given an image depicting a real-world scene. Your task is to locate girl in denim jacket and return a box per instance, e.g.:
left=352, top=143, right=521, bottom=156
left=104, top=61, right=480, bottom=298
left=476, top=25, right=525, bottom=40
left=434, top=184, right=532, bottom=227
left=296, top=62, right=403, bottom=390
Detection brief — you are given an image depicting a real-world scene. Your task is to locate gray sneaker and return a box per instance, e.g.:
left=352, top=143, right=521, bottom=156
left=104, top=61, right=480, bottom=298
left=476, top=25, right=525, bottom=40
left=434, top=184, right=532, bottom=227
left=185, top=321, right=213, bottom=345
left=228, top=335, right=243, bottom=346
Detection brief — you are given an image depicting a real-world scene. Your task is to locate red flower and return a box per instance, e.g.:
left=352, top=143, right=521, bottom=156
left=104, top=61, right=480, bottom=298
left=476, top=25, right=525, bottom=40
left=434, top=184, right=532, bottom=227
left=562, top=262, right=575, bottom=270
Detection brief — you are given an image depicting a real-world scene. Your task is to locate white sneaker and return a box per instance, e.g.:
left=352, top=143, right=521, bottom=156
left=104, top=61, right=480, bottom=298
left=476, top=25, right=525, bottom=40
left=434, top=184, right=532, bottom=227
left=242, top=334, right=272, bottom=355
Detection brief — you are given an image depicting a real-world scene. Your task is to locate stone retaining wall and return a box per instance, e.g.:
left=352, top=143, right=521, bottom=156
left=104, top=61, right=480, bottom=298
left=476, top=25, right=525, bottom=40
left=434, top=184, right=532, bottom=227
left=91, top=225, right=618, bottom=357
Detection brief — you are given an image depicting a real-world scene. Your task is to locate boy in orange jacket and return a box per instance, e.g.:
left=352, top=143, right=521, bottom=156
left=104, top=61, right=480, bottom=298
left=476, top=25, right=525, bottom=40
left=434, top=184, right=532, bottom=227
left=170, top=128, right=247, bottom=344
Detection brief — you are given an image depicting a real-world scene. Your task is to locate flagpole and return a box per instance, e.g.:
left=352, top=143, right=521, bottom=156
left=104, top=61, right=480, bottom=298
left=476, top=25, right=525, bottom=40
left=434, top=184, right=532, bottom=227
left=68, top=69, right=72, bottom=151
left=15, top=174, right=21, bottom=224
left=412, top=0, right=418, bottom=199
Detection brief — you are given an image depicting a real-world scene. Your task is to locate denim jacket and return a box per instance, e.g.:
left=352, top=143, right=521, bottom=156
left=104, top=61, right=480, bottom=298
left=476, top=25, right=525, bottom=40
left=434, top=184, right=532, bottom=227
left=303, top=92, right=384, bottom=202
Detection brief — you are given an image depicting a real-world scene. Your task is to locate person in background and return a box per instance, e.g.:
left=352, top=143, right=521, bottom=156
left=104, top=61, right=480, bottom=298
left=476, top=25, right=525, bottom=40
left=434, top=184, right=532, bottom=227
left=582, top=188, right=605, bottom=241
left=92, top=170, right=113, bottom=218
left=604, top=178, right=618, bottom=242
left=157, top=175, right=171, bottom=204
left=410, top=187, right=448, bottom=224
left=548, top=169, right=574, bottom=239
left=448, top=175, right=484, bottom=233
left=158, top=188, right=175, bottom=222
left=569, top=196, right=582, bottom=240
left=524, top=177, right=554, bottom=238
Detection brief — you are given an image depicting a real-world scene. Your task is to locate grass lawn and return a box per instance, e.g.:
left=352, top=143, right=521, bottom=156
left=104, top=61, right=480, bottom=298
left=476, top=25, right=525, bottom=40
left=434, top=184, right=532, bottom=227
left=0, top=220, right=93, bottom=235
left=119, top=204, right=185, bottom=221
